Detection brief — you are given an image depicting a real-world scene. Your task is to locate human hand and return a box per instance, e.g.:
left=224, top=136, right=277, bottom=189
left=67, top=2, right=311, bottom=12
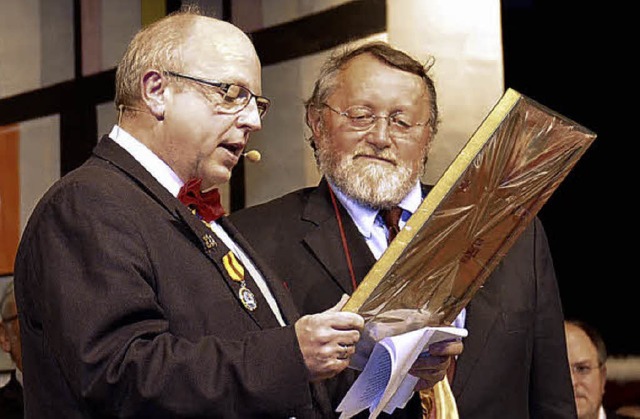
left=294, top=294, right=364, bottom=382
left=410, top=339, right=464, bottom=391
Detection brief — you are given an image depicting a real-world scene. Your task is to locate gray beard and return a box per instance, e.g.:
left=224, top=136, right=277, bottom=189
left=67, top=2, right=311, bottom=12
left=317, top=145, right=419, bottom=210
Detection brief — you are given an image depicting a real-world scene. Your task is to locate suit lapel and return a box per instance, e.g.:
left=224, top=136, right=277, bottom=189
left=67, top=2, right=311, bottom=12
left=302, top=180, right=375, bottom=294
left=93, top=136, right=279, bottom=329
left=219, top=217, right=300, bottom=324
left=93, top=136, right=182, bottom=217
left=174, top=210, right=282, bottom=329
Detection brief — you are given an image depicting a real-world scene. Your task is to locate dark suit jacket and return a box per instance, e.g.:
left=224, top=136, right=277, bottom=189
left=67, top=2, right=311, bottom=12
left=230, top=178, right=578, bottom=418
left=14, top=136, right=332, bottom=418
left=0, top=370, right=23, bottom=419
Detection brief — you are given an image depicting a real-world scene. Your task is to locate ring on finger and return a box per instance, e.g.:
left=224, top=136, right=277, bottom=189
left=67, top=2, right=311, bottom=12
left=337, top=346, right=349, bottom=360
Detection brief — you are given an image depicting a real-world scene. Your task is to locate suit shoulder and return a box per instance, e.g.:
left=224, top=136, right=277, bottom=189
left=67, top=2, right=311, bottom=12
left=230, top=187, right=315, bottom=221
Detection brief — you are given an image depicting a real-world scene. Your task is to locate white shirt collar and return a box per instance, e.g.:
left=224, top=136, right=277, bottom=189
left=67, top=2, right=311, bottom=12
left=109, top=125, right=184, bottom=197
left=598, top=405, right=607, bottom=419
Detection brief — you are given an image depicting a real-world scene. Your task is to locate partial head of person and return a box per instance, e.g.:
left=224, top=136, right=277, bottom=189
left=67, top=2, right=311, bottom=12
left=0, top=281, right=21, bottom=371
left=564, top=320, right=608, bottom=419
left=305, top=41, right=439, bottom=210
left=115, top=7, right=270, bottom=192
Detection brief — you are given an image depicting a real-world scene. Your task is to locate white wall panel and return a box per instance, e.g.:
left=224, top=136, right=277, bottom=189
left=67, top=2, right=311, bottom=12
left=19, top=115, right=60, bottom=232
left=388, top=0, right=504, bottom=183
left=0, top=0, right=41, bottom=97
left=41, top=0, right=74, bottom=86
left=101, top=0, right=142, bottom=71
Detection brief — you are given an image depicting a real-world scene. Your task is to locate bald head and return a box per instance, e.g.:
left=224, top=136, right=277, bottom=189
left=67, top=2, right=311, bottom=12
left=115, top=11, right=258, bottom=112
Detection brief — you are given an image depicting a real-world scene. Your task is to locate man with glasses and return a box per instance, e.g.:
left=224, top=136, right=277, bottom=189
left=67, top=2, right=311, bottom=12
left=0, top=281, right=23, bottom=418
left=13, top=8, right=364, bottom=418
left=230, top=41, right=576, bottom=417
left=565, top=320, right=622, bottom=419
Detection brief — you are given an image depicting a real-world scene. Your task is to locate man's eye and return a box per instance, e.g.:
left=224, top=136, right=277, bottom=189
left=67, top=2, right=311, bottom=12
left=391, top=115, right=412, bottom=128
left=347, top=110, right=373, bottom=121
left=224, top=85, right=242, bottom=101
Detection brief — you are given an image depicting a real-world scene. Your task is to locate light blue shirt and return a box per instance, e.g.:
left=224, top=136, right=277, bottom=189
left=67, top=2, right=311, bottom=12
left=329, top=180, right=466, bottom=329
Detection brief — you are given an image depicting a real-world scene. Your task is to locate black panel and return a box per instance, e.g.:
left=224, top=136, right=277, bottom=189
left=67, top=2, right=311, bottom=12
left=60, top=105, right=97, bottom=176
left=166, top=0, right=182, bottom=14
left=502, top=0, right=635, bottom=355
left=251, top=0, right=386, bottom=66
left=0, top=70, right=115, bottom=127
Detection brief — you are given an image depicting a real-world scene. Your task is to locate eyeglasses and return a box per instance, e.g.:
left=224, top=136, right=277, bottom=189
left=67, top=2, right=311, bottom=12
left=165, top=71, right=271, bottom=118
left=570, top=362, right=602, bottom=377
left=322, top=103, right=428, bottom=137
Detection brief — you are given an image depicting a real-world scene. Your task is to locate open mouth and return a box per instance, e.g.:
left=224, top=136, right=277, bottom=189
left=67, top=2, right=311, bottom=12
left=220, top=142, right=244, bottom=157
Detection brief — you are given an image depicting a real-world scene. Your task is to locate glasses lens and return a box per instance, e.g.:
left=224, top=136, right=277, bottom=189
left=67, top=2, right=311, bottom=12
left=218, top=84, right=247, bottom=110
left=223, top=84, right=244, bottom=101
left=219, top=84, right=269, bottom=118
left=337, top=106, right=425, bottom=136
left=255, top=97, right=270, bottom=117
left=390, top=114, right=413, bottom=130
left=343, top=107, right=375, bottom=128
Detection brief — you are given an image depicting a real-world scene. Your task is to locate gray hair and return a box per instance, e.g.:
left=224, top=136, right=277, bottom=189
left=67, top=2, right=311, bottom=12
left=305, top=41, right=439, bottom=150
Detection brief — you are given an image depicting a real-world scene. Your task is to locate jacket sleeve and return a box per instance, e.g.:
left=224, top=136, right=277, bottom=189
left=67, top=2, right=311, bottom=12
left=528, top=217, right=577, bottom=418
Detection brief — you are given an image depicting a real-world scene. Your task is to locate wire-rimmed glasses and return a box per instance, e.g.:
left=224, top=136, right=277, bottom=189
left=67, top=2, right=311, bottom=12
left=570, top=362, right=603, bottom=377
left=165, top=71, right=271, bottom=118
left=322, top=103, right=428, bottom=137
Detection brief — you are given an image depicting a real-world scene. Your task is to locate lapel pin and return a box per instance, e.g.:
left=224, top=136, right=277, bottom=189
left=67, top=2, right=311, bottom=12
left=203, top=234, right=216, bottom=249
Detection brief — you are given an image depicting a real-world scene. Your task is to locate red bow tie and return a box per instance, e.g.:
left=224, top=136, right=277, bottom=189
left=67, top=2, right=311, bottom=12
left=177, top=178, right=225, bottom=222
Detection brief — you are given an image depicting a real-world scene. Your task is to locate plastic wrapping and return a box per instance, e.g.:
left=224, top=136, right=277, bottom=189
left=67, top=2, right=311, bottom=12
left=342, top=88, right=597, bottom=367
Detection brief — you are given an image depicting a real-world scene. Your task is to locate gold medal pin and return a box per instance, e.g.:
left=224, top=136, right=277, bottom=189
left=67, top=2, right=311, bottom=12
left=222, top=251, right=257, bottom=311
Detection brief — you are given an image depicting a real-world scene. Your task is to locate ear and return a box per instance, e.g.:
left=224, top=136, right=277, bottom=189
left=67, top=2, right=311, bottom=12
left=306, top=105, right=324, bottom=139
left=600, top=364, right=608, bottom=392
left=140, top=70, right=167, bottom=120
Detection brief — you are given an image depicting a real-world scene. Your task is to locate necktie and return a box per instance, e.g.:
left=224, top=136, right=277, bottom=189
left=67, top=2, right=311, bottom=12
left=177, top=178, right=225, bottom=222
left=380, top=206, right=403, bottom=243
left=382, top=207, right=436, bottom=414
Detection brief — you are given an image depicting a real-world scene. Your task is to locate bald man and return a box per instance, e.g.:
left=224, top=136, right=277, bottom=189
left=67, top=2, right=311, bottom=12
left=565, top=320, right=621, bottom=419
left=13, top=9, right=363, bottom=418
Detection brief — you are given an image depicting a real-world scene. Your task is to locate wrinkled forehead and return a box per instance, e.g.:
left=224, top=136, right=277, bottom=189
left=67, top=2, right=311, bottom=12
left=332, top=54, right=430, bottom=110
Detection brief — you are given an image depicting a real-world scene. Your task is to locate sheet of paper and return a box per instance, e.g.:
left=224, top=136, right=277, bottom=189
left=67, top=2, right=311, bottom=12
left=337, top=326, right=467, bottom=419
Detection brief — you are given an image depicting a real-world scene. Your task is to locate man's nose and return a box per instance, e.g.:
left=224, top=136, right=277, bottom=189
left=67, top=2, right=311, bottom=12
left=365, top=116, right=392, bottom=148
left=237, top=97, right=263, bottom=131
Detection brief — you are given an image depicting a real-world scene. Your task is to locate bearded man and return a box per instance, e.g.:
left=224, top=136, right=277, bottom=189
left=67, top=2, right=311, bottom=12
left=230, top=41, right=575, bottom=418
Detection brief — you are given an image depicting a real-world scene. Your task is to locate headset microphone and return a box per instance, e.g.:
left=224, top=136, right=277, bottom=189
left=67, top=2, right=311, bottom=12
left=243, top=150, right=261, bottom=163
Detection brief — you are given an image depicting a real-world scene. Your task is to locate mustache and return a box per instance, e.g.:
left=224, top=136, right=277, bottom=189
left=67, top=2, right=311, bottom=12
left=351, top=146, right=398, bottom=164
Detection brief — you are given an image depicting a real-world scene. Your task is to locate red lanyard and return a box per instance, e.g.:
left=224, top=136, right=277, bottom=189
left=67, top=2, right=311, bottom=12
left=328, top=186, right=358, bottom=292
